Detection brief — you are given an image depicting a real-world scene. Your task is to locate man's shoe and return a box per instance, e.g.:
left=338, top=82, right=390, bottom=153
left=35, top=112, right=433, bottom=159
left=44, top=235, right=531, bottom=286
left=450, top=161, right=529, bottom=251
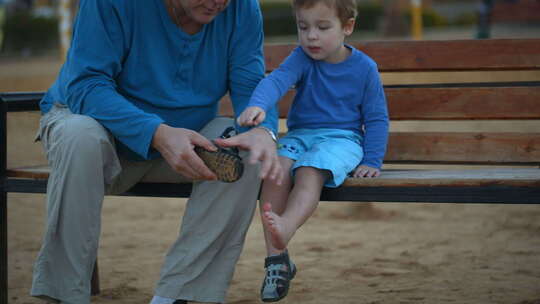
left=173, top=300, right=187, bottom=304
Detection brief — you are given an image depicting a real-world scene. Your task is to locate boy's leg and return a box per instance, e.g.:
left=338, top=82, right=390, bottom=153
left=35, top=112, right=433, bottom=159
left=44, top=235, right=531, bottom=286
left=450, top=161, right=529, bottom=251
left=259, top=166, right=325, bottom=302
left=153, top=117, right=262, bottom=304
left=262, top=167, right=328, bottom=250
left=259, top=157, right=294, bottom=256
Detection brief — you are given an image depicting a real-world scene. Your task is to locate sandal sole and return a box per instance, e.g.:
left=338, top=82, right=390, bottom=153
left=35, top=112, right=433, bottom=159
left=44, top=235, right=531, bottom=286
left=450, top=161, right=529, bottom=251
left=195, top=147, right=244, bottom=183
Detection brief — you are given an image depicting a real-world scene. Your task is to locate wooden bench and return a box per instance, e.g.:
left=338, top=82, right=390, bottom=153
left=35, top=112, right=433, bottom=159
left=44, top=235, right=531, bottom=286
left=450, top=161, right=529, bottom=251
left=2, top=38, right=540, bottom=304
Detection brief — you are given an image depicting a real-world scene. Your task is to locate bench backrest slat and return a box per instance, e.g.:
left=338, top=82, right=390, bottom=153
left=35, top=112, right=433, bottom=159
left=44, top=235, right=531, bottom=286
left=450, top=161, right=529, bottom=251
left=265, top=39, right=540, bottom=72
left=387, top=132, right=540, bottom=164
left=386, top=85, right=540, bottom=120
left=221, top=85, right=540, bottom=120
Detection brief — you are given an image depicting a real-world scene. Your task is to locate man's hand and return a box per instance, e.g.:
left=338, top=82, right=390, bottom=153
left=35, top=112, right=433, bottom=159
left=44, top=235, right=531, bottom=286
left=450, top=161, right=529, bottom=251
left=237, top=106, right=266, bottom=127
left=152, top=124, right=218, bottom=180
left=214, top=127, right=283, bottom=184
left=352, top=165, right=380, bottom=178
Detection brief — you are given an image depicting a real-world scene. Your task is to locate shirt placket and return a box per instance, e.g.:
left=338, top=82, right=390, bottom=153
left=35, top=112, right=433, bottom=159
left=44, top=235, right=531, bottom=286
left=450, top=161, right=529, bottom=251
left=175, top=40, right=191, bottom=89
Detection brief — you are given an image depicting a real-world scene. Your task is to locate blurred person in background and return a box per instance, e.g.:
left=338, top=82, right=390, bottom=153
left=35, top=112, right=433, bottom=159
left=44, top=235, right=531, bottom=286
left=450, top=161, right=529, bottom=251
left=0, top=0, right=5, bottom=51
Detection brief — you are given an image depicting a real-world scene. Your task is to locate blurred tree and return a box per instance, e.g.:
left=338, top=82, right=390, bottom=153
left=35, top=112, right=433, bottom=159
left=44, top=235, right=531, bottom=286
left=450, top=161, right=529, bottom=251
left=13, top=0, right=33, bottom=11
left=380, top=0, right=409, bottom=37
left=58, top=0, right=78, bottom=59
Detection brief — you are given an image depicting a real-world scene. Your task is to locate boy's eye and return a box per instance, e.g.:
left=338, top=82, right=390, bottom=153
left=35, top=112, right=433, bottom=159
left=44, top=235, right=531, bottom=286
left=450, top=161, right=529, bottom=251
left=319, top=26, right=329, bottom=30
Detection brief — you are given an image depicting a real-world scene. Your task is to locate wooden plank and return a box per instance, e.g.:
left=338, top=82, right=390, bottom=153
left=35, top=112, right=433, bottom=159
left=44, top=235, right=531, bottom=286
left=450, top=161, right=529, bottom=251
left=8, top=166, right=539, bottom=187
left=6, top=165, right=49, bottom=179
left=386, top=132, right=540, bottom=163
left=7, top=169, right=539, bottom=203
left=221, top=85, right=540, bottom=121
left=386, top=86, right=540, bottom=120
left=342, top=168, right=540, bottom=187
left=265, top=40, right=540, bottom=72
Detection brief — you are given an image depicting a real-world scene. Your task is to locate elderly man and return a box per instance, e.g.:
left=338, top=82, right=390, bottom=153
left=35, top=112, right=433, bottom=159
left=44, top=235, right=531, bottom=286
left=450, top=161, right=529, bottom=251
left=31, top=0, right=282, bottom=303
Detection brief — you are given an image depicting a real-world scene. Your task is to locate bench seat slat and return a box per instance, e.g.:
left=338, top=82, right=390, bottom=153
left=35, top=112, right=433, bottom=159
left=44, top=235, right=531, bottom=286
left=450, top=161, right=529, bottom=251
left=343, top=168, right=540, bottom=187
left=7, top=166, right=539, bottom=188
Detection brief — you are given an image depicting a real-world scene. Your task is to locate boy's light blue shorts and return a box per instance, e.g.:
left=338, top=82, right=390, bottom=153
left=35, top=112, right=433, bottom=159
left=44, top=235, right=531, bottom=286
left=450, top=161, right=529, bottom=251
left=277, top=128, right=363, bottom=188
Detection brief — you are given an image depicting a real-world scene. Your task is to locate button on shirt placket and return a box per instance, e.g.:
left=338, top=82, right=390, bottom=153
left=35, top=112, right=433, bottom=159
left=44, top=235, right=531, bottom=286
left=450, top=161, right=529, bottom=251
left=176, top=42, right=191, bottom=86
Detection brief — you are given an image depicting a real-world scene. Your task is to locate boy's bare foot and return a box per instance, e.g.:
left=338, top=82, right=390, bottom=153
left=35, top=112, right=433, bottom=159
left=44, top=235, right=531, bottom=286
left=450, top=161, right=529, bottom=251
left=262, top=202, right=294, bottom=250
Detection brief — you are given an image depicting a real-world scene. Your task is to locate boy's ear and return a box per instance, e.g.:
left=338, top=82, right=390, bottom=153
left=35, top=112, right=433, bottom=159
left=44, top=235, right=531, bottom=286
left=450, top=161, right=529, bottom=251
left=343, top=18, right=356, bottom=36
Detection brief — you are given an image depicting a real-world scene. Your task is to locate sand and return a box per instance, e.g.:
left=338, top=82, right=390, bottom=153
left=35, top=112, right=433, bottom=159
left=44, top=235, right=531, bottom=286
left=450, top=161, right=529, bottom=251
left=3, top=50, right=540, bottom=304
left=8, top=194, right=540, bottom=304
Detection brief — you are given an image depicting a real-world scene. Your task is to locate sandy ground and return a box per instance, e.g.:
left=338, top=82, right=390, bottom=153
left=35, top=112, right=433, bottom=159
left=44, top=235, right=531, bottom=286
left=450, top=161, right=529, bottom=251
left=3, top=35, right=540, bottom=303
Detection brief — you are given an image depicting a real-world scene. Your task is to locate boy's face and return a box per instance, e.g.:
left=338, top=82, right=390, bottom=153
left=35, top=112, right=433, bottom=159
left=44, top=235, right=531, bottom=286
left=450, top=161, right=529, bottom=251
left=295, top=2, right=355, bottom=63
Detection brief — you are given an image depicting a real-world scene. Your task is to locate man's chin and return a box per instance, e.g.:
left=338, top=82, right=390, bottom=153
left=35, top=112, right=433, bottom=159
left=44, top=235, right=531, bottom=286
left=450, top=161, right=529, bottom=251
left=195, top=14, right=218, bottom=25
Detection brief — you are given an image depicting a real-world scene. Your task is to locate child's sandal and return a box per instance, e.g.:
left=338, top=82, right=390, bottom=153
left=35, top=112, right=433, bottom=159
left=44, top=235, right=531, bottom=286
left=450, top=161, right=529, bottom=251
left=260, top=251, right=297, bottom=302
left=194, top=127, right=244, bottom=183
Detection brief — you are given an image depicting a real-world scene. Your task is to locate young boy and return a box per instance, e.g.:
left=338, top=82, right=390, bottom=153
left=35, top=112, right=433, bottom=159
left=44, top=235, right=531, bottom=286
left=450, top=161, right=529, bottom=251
left=237, top=0, right=389, bottom=301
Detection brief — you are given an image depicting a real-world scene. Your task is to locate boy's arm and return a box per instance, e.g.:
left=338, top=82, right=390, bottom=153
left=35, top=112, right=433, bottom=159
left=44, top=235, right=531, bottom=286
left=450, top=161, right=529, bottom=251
left=359, top=65, right=390, bottom=170
left=248, top=47, right=308, bottom=115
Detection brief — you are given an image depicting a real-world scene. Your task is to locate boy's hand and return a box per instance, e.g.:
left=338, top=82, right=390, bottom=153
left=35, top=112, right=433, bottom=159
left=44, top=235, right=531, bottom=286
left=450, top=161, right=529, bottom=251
left=237, top=106, right=266, bottom=126
left=353, top=165, right=380, bottom=178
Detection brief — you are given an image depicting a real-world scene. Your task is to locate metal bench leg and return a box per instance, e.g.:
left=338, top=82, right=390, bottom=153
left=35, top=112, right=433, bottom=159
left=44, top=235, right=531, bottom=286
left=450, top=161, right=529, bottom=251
left=91, top=260, right=100, bottom=295
left=1, top=96, right=8, bottom=304
left=1, top=189, right=7, bottom=304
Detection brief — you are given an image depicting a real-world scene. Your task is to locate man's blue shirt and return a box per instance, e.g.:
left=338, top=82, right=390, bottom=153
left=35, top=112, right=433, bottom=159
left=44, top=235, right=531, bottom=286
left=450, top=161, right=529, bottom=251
left=248, top=46, right=389, bottom=169
left=41, top=0, right=277, bottom=160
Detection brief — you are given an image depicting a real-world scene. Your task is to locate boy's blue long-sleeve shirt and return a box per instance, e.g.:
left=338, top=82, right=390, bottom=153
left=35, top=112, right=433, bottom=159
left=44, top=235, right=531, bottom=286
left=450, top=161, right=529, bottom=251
left=248, top=46, right=389, bottom=169
left=40, top=0, right=277, bottom=160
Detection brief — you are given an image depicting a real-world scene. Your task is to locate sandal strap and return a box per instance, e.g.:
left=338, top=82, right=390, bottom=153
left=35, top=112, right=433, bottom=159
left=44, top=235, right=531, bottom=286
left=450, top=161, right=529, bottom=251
left=264, top=263, right=289, bottom=284
left=218, top=126, right=239, bottom=155
left=261, top=251, right=297, bottom=302
left=264, top=251, right=290, bottom=268
left=264, top=251, right=296, bottom=279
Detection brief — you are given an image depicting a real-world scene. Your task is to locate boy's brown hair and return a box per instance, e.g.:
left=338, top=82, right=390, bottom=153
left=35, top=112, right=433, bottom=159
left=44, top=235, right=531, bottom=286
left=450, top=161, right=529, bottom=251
left=292, top=0, right=358, bottom=26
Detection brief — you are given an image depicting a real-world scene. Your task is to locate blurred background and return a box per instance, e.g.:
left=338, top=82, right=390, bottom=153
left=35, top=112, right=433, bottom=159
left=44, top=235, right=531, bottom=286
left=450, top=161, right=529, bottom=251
left=1, top=0, right=540, bottom=165
left=0, top=0, right=539, bottom=59
left=3, top=3, right=540, bottom=303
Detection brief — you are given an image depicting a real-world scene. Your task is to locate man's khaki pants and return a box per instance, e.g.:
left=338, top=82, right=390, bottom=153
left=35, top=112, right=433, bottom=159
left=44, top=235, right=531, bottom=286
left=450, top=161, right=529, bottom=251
left=31, top=105, right=261, bottom=304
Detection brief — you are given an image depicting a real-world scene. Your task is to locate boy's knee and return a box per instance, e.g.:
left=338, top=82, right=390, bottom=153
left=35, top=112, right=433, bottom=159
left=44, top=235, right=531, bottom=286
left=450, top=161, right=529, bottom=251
left=294, top=166, right=330, bottom=182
